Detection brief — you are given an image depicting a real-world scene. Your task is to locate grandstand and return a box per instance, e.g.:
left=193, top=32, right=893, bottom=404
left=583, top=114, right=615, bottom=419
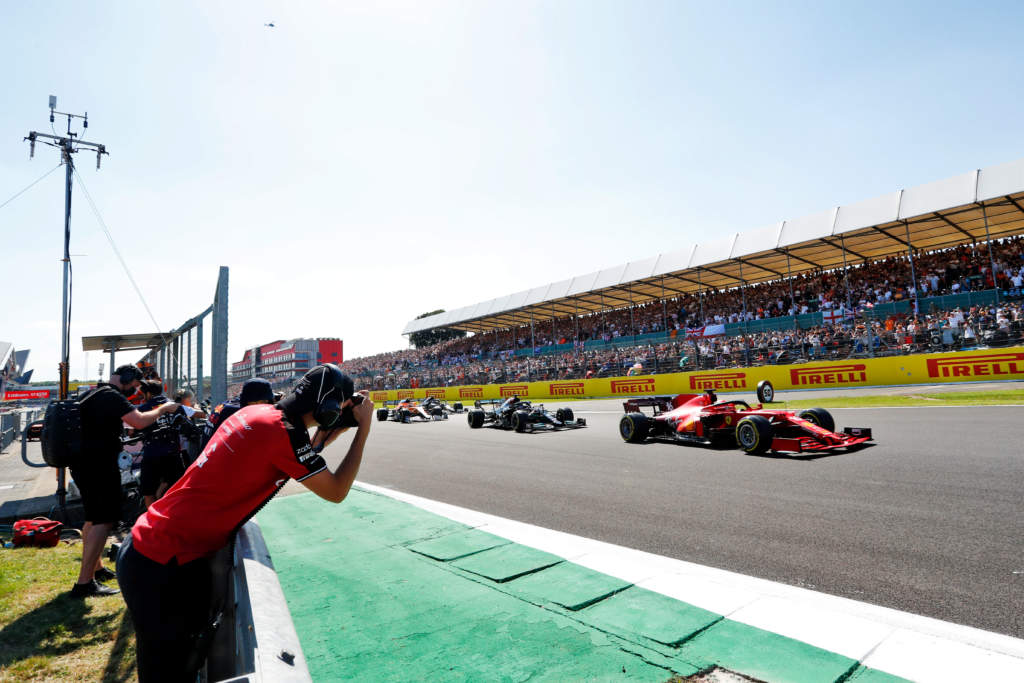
left=0, top=343, right=35, bottom=397
left=404, top=157, right=1024, bottom=337
left=339, top=158, right=1024, bottom=390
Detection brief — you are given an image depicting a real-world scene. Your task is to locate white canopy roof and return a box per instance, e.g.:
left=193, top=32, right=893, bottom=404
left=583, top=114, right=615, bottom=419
left=404, top=158, right=1024, bottom=334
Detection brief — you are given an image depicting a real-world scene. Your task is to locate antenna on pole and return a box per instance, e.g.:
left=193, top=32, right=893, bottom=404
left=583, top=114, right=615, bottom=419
left=24, top=95, right=109, bottom=518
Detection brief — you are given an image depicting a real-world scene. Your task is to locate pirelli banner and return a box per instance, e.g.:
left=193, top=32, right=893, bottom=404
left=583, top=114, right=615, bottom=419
left=366, top=347, right=1024, bottom=404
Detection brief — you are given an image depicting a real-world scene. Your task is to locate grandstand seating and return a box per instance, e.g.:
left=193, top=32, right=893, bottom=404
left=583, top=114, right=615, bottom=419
left=341, top=237, right=1024, bottom=390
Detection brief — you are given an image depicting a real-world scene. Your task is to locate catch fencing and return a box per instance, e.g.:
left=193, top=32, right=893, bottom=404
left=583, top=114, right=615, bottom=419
left=139, top=266, right=230, bottom=405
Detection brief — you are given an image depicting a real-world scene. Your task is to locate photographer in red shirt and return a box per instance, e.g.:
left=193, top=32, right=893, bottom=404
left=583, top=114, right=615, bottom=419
left=116, top=364, right=373, bottom=682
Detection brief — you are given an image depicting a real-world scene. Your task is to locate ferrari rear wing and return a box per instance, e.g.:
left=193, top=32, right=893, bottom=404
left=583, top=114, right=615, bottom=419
left=622, top=396, right=676, bottom=414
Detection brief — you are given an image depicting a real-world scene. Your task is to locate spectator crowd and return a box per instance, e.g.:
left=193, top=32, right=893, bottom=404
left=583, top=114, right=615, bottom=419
left=341, top=237, right=1024, bottom=388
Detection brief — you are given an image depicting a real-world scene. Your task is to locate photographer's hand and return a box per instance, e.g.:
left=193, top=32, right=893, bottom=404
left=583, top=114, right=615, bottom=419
left=351, top=390, right=373, bottom=427
left=159, top=402, right=180, bottom=415
left=301, top=390, right=373, bottom=504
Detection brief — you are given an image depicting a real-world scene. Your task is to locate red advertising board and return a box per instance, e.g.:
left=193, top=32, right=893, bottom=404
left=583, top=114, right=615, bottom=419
left=3, top=390, right=51, bottom=401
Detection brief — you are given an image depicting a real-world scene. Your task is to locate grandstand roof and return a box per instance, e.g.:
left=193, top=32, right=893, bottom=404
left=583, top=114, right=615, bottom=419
left=404, top=157, right=1024, bottom=334
left=81, top=332, right=170, bottom=352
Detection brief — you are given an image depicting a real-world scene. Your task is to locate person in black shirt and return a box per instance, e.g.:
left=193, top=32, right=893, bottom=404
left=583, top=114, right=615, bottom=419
left=71, top=365, right=181, bottom=597
left=136, top=380, right=188, bottom=509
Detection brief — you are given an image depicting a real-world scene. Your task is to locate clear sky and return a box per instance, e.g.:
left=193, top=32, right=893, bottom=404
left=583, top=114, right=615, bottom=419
left=3, top=1, right=1024, bottom=382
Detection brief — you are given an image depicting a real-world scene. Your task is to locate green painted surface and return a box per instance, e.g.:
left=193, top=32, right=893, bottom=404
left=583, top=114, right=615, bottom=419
left=842, top=666, right=914, bottom=683
left=449, top=542, right=563, bottom=582
left=407, top=527, right=511, bottom=561
left=580, top=586, right=722, bottom=645
left=679, top=618, right=858, bottom=683
left=258, top=490, right=688, bottom=682
left=502, top=561, right=633, bottom=611
left=258, top=488, right=912, bottom=683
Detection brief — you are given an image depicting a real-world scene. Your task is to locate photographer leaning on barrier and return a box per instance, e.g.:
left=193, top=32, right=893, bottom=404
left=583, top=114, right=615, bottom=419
left=117, top=363, right=373, bottom=683
left=69, top=365, right=180, bottom=598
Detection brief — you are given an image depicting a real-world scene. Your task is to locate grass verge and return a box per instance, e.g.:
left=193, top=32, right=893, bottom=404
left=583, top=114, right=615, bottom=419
left=767, top=389, right=1024, bottom=409
left=0, top=540, right=135, bottom=682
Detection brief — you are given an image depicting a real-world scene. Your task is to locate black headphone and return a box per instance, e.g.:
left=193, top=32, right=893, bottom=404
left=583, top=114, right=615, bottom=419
left=312, top=365, right=350, bottom=428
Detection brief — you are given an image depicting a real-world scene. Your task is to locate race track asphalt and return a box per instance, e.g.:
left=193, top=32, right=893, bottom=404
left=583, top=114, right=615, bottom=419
left=305, top=387, right=1024, bottom=639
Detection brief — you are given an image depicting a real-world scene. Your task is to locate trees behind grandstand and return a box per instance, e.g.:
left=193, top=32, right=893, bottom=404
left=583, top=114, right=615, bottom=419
left=409, top=310, right=467, bottom=349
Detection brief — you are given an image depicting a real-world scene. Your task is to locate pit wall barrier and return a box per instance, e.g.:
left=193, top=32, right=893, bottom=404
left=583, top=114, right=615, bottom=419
left=367, top=347, right=1024, bottom=403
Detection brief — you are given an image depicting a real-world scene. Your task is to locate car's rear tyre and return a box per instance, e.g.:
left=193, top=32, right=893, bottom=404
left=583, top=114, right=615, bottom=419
left=431, top=408, right=444, bottom=417
left=512, top=411, right=529, bottom=432
left=756, top=380, right=775, bottom=403
left=735, top=415, right=773, bottom=454
left=619, top=412, right=650, bottom=443
left=798, top=408, right=835, bottom=433
left=467, top=409, right=485, bottom=428
left=398, top=408, right=411, bottom=423
left=376, top=408, right=389, bottom=422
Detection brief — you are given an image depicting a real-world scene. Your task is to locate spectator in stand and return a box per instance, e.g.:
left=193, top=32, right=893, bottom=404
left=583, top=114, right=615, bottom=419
left=69, top=365, right=180, bottom=597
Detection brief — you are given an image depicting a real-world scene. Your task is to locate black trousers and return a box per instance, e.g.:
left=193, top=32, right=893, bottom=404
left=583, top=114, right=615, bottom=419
left=116, top=536, right=213, bottom=683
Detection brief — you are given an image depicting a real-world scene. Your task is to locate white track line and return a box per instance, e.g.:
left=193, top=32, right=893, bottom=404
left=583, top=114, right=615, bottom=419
left=577, top=405, right=1024, bottom=413
left=355, top=481, right=1024, bottom=682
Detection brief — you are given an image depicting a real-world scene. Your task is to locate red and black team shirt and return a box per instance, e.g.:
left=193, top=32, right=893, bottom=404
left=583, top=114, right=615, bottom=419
left=132, top=404, right=326, bottom=564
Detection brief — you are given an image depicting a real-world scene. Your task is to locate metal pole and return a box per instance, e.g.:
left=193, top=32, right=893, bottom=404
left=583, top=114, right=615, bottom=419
left=628, top=283, right=635, bottom=338
left=55, top=140, right=74, bottom=513
left=197, top=316, right=204, bottom=404
left=738, top=262, right=750, bottom=367
left=530, top=313, right=535, bottom=354
left=661, top=276, right=668, bottom=332
left=59, top=141, right=73, bottom=400
left=211, top=266, right=229, bottom=404
left=903, top=221, right=920, bottom=315
left=697, top=270, right=704, bottom=323
left=601, top=293, right=607, bottom=337
left=979, top=201, right=999, bottom=303
left=786, top=250, right=796, bottom=321
left=574, top=300, right=579, bottom=348
left=839, top=234, right=853, bottom=314
left=551, top=302, right=556, bottom=344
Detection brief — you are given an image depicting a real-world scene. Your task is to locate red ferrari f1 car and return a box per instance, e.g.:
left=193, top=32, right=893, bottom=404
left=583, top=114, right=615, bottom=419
left=619, top=390, right=872, bottom=454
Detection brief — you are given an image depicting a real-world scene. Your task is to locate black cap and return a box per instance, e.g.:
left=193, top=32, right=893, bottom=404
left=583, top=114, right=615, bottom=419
left=277, top=364, right=355, bottom=426
left=239, top=378, right=275, bottom=406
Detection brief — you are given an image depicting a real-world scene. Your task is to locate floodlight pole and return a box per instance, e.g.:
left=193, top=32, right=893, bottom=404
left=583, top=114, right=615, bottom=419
left=25, top=98, right=108, bottom=514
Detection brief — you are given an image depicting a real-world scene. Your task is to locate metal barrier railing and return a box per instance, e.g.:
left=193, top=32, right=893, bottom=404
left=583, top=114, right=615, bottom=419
left=138, top=266, right=230, bottom=405
left=1, top=409, right=43, bottom=453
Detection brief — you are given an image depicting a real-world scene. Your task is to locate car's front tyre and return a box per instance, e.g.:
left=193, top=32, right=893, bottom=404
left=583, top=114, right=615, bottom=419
left=736, top=415, right=773, bottom=454
left=798, top=407, right=835, bottom=433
